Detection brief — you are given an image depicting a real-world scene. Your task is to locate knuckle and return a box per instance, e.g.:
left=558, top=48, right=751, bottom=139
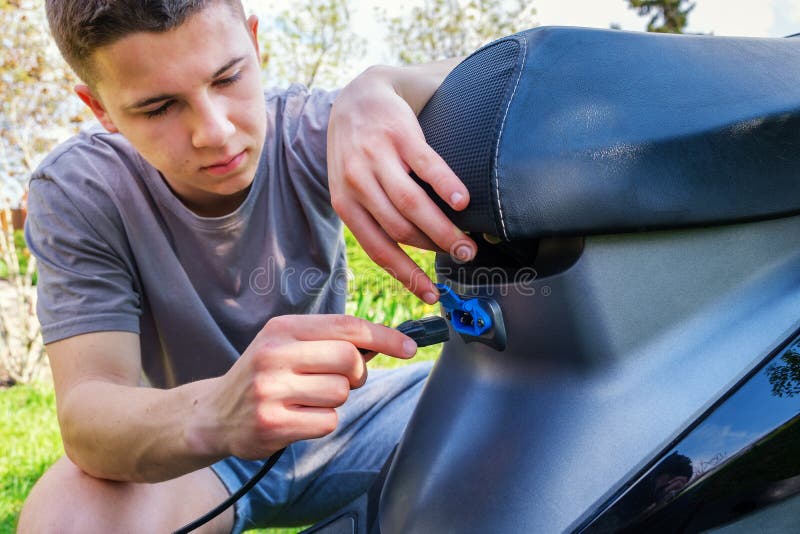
left=426, top=169, right=449, bottom=191
left=252, top=374, right=283, bottom=400
left=329, top=193, right=346, bottom=213
left=393, top=188, right=418, bottom=213
left=251, top=341, right=283, bottom=370
left=320, top=411, right=339, bottom=435
left=255, top=404, right=283, bottom=432
left=361, top=141, right=380, bottom=161
left=335, top=343, right=360, bottom=367
left=387, top=221, right=418, bottom=245
left=380, top=120, right=400, bottom=139
left=332, top=314, right=363, bottom=338
left=331, top=198, right=358, bottom=223
left=327, top=348, right=350, bottom=373
left=410, top=150, right=433, bottom=172
left=341, top=161, right=360, bottom=182
left=265, top=315, right=292, bottom=333
left=353, top=365, right=368, bottom=389
left=367, top=247, right=393, bottom=268
left=332, top=377, right=350, bottom=404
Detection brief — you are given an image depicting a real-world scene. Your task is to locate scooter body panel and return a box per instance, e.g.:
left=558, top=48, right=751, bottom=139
left=379, top=216, right=800, bottom=533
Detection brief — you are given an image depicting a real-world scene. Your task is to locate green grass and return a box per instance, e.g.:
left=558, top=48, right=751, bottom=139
left=343, top=228, right=441, bottom=366
left=0, top=229, right=33, bottom=281
left=0, top=232, right=441, bottom=532
left=0, top=383, right=63, bottom=534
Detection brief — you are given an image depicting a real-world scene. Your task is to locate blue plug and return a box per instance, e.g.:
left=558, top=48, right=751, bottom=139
left=436, top=283, right=493, bottom=337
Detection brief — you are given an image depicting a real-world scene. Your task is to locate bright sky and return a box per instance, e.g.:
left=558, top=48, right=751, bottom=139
left=245, top=0, right=800, bottom=83
left=530, top=0, right=800, bottom=37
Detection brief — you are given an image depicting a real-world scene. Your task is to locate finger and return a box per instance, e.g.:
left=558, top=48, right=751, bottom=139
left=285, top=373, right=352, bottom=408
left=340, top=205, right=438, bottom=304
left=376, top=158, right=476, bottom=261
left=338, top=182, right=440, bottom=251
left=395, top=129, right=470, bottom=212
left=281, top=406, right=340, bottom=441
left=280, top=340, right=367, bottom=388
left=283, top=313, right=419, bottom=359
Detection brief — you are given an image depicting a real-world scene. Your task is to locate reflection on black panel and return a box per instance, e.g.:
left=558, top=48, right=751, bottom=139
left=582, top=333, right=800, bottom=533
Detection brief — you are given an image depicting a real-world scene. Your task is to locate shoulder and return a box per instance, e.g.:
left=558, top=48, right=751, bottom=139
left=27, top=125, right=150, bottom=237
left=33, top=124, right=146, bottom=189
left=263, top=84, right=340, bottom=126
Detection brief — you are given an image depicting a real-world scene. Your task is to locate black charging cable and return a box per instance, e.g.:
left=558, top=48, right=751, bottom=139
left=172, top=316, right=451, bottom=533
left=172, top=447, right=286, bottom=534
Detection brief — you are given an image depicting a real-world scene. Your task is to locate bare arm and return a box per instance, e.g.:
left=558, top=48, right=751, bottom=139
left=49, top=331, right=221, bottom=482
left=379, top=58, right=463, bottom=115
left=49, top=315, right=417, bottom=483
left=327, top=58, right=477, bottom=304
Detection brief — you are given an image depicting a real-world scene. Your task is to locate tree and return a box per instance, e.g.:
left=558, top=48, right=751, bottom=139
left=0, top=0, right=91, bottom=384
left=0, top=207, right=42, bottom=384
left=627, top=0, right=696, bottom=34
left=257, top=0, right=365, bottom=89
left=767, top=347, right=800, bottom=398
left=0, top=0, right=91, bottom=204
left=382, top=0, right=538, bottom=65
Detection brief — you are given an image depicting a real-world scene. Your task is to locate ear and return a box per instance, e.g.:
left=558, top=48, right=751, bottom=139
left=74, top=84, right=119, bottom=133
left=247, top=14, right=260, bottom=57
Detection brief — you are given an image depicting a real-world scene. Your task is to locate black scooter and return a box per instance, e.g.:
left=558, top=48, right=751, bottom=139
left=304, top=26, right=800, bottom=534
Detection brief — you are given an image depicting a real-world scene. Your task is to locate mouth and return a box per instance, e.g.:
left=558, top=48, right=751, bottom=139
left=201, top=150, right=247, bottom=176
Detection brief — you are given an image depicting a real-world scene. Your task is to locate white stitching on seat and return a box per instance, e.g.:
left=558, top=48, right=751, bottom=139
left=493, top=34, right=527, bottom=241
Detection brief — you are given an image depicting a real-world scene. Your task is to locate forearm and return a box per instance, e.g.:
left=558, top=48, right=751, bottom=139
left=356, top=58, right=463, bottom=115
left=58, top=377, right=225, bottom=483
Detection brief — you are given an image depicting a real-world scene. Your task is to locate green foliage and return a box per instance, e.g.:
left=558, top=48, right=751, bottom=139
left=256, top=0, right=365, bottom=89
left=0, top=383, right=63, bottom=533
left=0, top=207, right=44, bottom=384
left=344, top=227, right=442, bottom=367
left=628, top=0, right=695, bottom=34
left=767, top=346, right=800, bottom=398
left=381, top=0, right=538, bottom=65
left=0, top=230, right=31, bottom=280
left=0, top=0, right=91, bottom=202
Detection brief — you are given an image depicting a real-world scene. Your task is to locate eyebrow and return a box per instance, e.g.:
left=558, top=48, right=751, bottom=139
left=124, top=56, right=248, bottom=111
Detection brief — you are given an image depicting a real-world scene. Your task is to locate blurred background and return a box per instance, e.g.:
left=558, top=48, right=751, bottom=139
left=1, top=0, right=799, bottom=531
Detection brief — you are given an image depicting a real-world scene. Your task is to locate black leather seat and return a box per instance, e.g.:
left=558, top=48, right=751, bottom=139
left=416, top=26, right=800, bottom=241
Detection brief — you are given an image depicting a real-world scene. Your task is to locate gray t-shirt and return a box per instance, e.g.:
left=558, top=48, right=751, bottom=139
left=25, top=85, right=346, bottom=388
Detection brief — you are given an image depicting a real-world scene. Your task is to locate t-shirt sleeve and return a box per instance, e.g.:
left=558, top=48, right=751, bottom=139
left=25, top=162, right=141, bottom=344
left=273, top=85, right=340, bottom=203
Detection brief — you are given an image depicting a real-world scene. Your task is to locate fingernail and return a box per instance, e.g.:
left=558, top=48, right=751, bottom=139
left=450, top=192, right=465, bottom=207
left=423, top=291, right=438, bottom=304
left=403, top=339, right=418, bottom=357
left=456, top=245, right=474, bottom=261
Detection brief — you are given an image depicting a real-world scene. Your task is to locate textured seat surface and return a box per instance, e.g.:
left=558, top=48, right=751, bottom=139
left=417, top=27, right=800, bottom=240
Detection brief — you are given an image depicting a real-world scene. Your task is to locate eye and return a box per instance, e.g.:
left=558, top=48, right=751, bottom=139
left=144, top=101, right=174, bottom=119
left=214, top=70, right=242, bottom=87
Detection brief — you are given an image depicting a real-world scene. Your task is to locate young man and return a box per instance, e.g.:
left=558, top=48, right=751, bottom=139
left=18, top=1, right=477, bottom=532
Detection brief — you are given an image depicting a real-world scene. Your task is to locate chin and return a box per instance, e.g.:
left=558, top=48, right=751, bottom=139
left=217, top=177, right=255, bottom=198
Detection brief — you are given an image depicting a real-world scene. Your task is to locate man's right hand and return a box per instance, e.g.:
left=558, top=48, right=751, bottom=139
left=45, top=315, right=415, bottom=483
left=196, top=314, right=418, bottom=461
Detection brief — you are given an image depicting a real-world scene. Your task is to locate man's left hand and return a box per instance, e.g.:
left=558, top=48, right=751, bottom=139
left=327, top=63, right=477, bottom=304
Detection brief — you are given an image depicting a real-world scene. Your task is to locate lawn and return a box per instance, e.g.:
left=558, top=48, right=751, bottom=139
left=0, top=383, right=62, bottom=534
left=0, top=231, right=441, bottom=532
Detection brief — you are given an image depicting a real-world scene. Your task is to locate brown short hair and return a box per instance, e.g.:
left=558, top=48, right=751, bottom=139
left=46, top=0, right=246, bottom=85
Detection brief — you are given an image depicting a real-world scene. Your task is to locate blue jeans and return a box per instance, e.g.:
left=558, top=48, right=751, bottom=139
left=210, top=361, right=433, bottom=532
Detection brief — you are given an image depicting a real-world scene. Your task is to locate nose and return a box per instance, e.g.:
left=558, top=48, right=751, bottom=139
left=191, top=94, right=235, bottom=148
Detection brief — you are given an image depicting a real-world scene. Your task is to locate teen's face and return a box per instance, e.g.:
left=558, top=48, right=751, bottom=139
left=76, top=4, right=266, bottom=216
